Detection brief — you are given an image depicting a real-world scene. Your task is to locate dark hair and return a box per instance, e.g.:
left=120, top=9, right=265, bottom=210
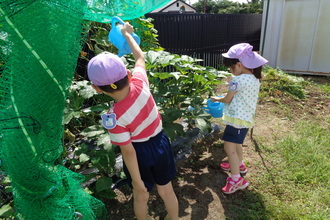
left=252, top=66, right=262, bottom=79
left=223, top=57, right=240, bottom=67
left=222, top=57, right=263, bottom=79
left=97, top=76, right=129, bottom=93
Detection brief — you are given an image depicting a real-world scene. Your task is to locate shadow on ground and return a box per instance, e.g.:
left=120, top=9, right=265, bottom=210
left=105, top=129, right=272, bottom=220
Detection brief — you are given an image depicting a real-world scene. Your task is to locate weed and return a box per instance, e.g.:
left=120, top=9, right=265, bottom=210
left=261, top=66, right=310, bottom=100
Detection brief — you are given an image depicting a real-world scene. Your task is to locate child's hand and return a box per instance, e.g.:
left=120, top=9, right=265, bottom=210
left=121, top=22, right=134, bottom=36
left=211, top=94, right=226, bottom=102
left=132, top=179, right=147, bottom=192
left=211, top=96, right=221, bottom=102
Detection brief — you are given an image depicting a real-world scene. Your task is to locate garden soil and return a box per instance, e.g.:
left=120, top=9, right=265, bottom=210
left=104, top=76, right=330, bottom=220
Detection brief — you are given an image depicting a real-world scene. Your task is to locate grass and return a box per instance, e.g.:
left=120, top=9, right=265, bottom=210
left=247, top=71, right=330, bottom=220
left=255, top=121, right=330, bottom=219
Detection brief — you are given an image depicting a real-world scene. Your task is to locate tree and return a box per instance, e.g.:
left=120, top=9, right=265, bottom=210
left=192, top=0, right=263, bottom=14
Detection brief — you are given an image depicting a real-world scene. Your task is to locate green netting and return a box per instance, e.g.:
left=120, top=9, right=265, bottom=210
left=0, top=0, right=171, bottom=219
left=84, top=0, right=172, bottom=22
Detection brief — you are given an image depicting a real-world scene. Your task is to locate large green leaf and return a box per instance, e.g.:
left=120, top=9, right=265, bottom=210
left=63, top=110, right=81, bottom=125
left=97, top=133, right=111, bottom=148
left=81, top=125, right=106, bottom=137
left=95, top=176, right=113, bottom=192
left=158, top=54, right=175, bottom=66
left=163, top=122, right=184, bottom=140
left=145, top=50, right=160, bottom=65
left=195, top=117, right=210, bottom=133
left=79, top=153, right=90, bottom=163
left=93, top=27, right=111, bottom=46
left=88, top=103, right=110, bottom=112
left=0, top=204, right=14, bottom=217
left=77, top=81, right=98, bottom=99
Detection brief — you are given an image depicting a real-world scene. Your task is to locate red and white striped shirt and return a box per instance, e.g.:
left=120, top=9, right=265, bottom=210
left=107, top=65, right=162, bottom=146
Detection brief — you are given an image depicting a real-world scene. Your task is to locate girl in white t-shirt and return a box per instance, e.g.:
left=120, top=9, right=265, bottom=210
left=211, top=43, right=268, bottom=194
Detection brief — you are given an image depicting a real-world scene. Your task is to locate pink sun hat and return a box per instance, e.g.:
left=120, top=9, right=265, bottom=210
left=222, top=43, right=268, bottom=69
left=87, top=52, right=127, bottom=86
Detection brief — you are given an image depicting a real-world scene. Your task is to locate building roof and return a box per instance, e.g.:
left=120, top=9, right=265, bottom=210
left=151, top=0, right=196, bottom=13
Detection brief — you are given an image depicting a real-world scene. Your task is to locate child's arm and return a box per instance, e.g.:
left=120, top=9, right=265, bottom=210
left=121, top=22, right=145, bottom=69
left=120, top=143, right=147, bottom=192
left=211, top=90, right=236, bottom=104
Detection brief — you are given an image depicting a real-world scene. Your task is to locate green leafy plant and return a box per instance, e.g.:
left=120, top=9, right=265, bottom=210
left=130, top=17, right=163, bottom=51
left=63, top=80, right=118, bottom=200
left=144, top=50, right=228, bottom=138
left=0, top=28, right=11, bottom=77
left=0, top=176, right=14, bottom=219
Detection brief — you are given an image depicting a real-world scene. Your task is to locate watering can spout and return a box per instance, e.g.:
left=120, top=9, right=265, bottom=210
left=109, top=16, right=141, bottom=57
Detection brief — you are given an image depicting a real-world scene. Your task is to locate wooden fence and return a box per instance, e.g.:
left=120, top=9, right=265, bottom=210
left=145, top=13, right=263, bottom=68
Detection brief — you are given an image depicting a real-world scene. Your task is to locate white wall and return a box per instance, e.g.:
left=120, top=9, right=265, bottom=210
left=260, top=0, right=330, bottom=75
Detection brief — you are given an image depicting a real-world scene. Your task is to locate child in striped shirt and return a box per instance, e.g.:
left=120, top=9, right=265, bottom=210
left=87, top=22, right=178, bottom=220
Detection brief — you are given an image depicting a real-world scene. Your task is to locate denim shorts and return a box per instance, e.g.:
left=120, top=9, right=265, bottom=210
left=222, top=125, right=249, bottom=144
left=123, top=131, right=176, bottom=192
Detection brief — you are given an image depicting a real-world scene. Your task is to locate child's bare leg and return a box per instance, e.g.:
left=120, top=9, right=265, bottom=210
left=133, top=190, right=149, bottom=220
left=224, top=141, right=240, bottom=175
left=236, top=144, right=243, bottom=163
left=156, top=182, right=179, bottom=220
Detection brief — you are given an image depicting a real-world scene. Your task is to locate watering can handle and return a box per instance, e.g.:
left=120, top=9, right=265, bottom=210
left=112, top=16, right=125, bottom=27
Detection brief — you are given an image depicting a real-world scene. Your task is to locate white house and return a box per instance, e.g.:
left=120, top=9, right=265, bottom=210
left=260, top=0, right=330, bottom=76
left=150, top=0, right=196, bottom=13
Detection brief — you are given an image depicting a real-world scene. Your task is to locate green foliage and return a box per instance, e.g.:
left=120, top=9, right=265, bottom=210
left=84, top=16, right=162, bottom=57
left=85, top=21, right=114, bottom=54
left=0, top=176, right=14, bottom=219
left=63, top=80, right=109, bottom=134
left=0, top=204, right=14, bottom=219
left=63, top=80, right=118, bottom=200
left=260, top=66, right=310, bottom=100
left=317, top=80, right=330, bottom=94
left=144, top=50, right=228, bottom=138
left=0, top=28, right=10, bottom=75
left=192, top=0, right=264, bottom=14
left=130, top=17, right=163, bottom=51
left=73, top=141, right=117, bottom=200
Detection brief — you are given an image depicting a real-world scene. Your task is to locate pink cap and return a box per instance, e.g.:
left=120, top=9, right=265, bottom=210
left=222, top=43, right=268, bottom=69
left=87, top=52, right=127, bottom=86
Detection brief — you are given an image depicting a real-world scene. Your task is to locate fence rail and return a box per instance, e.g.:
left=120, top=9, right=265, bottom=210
left=145, top=13, right=263, bottom=68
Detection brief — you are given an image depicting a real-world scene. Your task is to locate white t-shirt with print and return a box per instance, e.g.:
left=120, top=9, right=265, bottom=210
left=223, top=74, right=260, bottom=128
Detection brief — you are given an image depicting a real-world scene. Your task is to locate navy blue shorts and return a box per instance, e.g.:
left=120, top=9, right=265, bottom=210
left=222, top=125, right=249, bottom=144
left=123, top=131, right=176, bottom=192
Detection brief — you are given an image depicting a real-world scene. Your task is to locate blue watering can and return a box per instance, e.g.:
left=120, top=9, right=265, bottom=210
left=108, top=16, right=141, bottom=57
left=203, top=96, right=225, bottom=118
